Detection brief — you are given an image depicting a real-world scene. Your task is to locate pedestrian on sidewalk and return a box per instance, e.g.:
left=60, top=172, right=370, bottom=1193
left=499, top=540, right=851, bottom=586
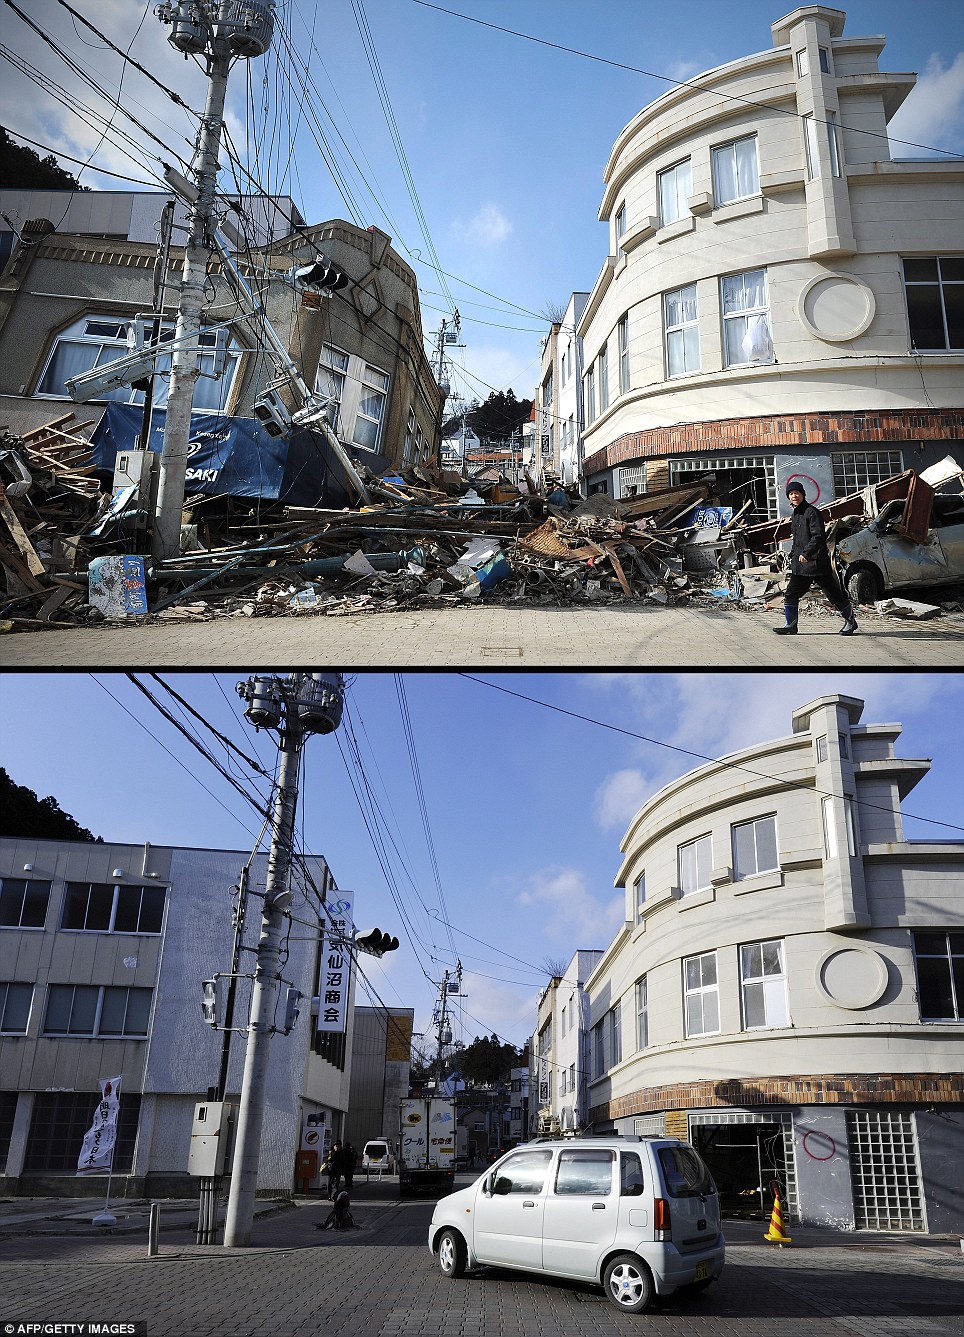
left=343, top=1141, right=357, bottom=1191
left=773, top=480, right=858, bottom=636
left=323, top=1140, right=346, bottom=1199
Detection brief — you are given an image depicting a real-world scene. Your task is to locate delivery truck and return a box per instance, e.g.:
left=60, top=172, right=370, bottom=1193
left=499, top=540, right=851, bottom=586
left=399, top=1096, right=457, bottom=1197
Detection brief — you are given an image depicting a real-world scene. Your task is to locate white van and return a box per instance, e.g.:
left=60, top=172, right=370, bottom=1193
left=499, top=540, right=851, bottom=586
left=361, top=1138, right=395, bottom=1176
left=428, top=1136, right=724, bottom=1313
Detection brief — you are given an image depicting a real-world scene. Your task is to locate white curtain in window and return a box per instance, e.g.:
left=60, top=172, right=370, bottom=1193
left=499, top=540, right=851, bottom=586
left=659, top=160, right=691, bottom=224
left=741, top=315, right=773, bottom=362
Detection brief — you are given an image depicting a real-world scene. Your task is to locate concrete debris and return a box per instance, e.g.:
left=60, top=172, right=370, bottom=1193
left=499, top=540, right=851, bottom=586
left=1, top=419, right=962, bottom=630
left=872, top=598, right=942, bottom=619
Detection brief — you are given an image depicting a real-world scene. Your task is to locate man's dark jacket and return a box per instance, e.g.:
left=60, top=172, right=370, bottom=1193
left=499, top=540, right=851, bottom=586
left=789, top=499, right=832, bottom=576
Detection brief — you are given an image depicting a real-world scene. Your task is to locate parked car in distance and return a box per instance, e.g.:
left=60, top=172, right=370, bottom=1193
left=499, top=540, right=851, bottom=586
left=428, top=1136, right=724, bottom=1314
left=834, top=492, right=964, bottom=604
left=361, top=1138, right=395, bottom=1175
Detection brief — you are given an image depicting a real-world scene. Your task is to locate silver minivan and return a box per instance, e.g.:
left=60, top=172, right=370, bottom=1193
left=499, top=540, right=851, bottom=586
left=428, top=1136, right=724, bottom=1313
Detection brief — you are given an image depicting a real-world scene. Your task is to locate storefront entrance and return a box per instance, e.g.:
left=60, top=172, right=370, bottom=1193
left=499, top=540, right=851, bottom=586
left=693, top=1121, right=790, bottom=1220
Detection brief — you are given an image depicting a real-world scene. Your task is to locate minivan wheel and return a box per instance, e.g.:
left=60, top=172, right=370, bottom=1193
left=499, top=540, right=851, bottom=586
left=603, top=1253, right=654, bottom=1313
left=437, top=1228, right=467, bottom=1279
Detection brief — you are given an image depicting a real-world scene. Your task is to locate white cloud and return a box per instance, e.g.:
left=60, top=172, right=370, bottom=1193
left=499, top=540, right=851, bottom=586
left=587, top=673, right=955, bottom=838
left=593, top=767, right=652, bottom=832
left=517, top=865, right=623, bottom=948
left=888, top=51, right=964, bottom=155
left=456, top=202, right=513, bottom=247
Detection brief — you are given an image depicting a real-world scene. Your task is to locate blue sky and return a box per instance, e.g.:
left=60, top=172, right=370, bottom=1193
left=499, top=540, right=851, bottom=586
left=2, top=671, right=961, bottom=1053
left=1, top=0, right=961, bottom=405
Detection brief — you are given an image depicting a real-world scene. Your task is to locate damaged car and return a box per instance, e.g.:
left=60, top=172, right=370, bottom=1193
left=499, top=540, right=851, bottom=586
left=834, top=490, right=964, bottom=604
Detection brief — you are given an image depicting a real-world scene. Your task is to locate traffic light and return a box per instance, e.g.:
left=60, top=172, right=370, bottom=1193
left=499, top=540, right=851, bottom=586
left=294, top=257, right=351, bottom=292
left=201, top=978, right=218, bottom=1027
left=354, top=927, right=400, bottom=957
left=281, top=986, right=302, bottom=1034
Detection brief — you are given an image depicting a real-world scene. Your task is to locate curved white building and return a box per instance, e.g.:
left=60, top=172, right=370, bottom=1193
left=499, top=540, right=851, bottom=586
left=585, top=693, right=964, bottom=1233
left=579, top=6, right=964, bottom=518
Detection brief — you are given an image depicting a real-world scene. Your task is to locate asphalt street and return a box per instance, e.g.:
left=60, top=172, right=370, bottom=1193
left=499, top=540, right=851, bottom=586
left=2, top=1184, right=962, bottom=1337
left=2, top=601, right=964, bottom=667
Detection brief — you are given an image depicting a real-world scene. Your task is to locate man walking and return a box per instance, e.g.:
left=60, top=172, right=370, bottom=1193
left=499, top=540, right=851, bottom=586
left=774, top=481, right=858, bottom=635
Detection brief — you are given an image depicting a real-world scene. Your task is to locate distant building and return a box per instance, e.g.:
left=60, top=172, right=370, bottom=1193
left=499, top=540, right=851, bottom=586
left=345, top=1006, right=413, bottom=1154
left=578, top=6, right=964, bottom=516
left=0, top=837, right=354, bottom=1198
left=534, top=294, right=589, bottom=488
left=533, top=950, right=604, bottom=1137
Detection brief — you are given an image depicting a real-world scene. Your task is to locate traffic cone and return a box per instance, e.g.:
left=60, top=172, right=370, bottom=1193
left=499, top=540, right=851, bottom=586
left=764, top=1185, right=792, bottom=1245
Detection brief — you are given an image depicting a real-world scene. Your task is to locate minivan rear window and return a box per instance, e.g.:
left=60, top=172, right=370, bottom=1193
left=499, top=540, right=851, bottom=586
left=657, top=1145, right=715, bottom=1197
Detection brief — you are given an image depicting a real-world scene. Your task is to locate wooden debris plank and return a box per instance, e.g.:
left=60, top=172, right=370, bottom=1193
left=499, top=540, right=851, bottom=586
left=603, top=544, right=633, bottom=597
left=0, top=538, right=44, bottom=592
left=37, top=584, right=75, bottom=621
left=22, top=413, right=77, bottom=439
left=0, top=483, right=46, bottom=576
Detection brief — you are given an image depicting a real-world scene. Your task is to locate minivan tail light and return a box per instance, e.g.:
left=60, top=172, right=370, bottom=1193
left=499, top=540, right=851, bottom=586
left=654, top=1197, right=671, bottom=1240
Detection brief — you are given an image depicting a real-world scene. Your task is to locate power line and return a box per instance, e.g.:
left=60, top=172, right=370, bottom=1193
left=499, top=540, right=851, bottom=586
left=408, top=0, right=964, bottom=160
left=456, top=675, right=964, bottom=835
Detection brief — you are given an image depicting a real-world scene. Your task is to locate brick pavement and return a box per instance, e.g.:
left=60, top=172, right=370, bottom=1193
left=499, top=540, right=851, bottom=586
left=2, top=602, right=963, bottom=668
left=1, top=1190, right=962, bottom=1337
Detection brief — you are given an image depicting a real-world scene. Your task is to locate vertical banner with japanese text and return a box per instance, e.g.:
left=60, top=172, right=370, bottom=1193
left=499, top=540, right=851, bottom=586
left=77, top=1075, right=122, bottom=1176
left=316, top=890, right=354, bottom=1032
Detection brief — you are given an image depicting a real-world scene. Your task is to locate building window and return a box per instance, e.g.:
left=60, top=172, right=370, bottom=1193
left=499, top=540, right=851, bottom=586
left=740, top=939, right=789, bottom=1029
left=636, top=976, right=648, bottom=1050
left=827, top=111, right=841, bottom=176
left=664, top=284, right=700, bottom=377
left=634, top=871, right=646, bottom=922
left=839, top=733, right=849, bottom=759
left=591, top=1019, right=605, bottom=1078
left=804, top=114, right=821, bottom=179
left=61, top=883, right=165, bottom=934
left=560, top=1070, right=567, bottom=1095
left=678, top=833, right=712, bottom=895
left=831, top=450, right=904, bottom=495
left=816, top=734, right=829, bottom=763
left=914, top=931, right=964, bottom=1020
left=721, top=269, right=773, bottom=367
left=844, top=796, right=858, bottom=856
left=0, top=981, right=32, bottom=1033
left=618, top=463, right=646, bottom=499
left=598, top=343, right=609, bottom=413
left=43, top=984, right=152, bottom=1036
left=615, top=203, right=627, bottom=253
left=317, top=344, right=391, bottom=452
left=618, top=314, right=630, bottom=394
left=585, top=363, right=596, bottom=424
left=819, top=46, right=831, bottom=73
left=36, top=315, right=241, bottom=412
left=847, top=1110, right=924, bottom=1231
left=902, top=258, right=964, bottom=351
left=684, top=951, right=720, bottom=1037
left=658, top=158, right=692, bottom=226
left=712, top=135, right=759, bottom=205
left=821, top=795, right=837, bottom=859
left=23, top=1092, right=141, bottom=1173
left=609, top=1002, right=621, bottom=1066
left=732, top=815, right=778, bottom=880
left=796, top=49, right=809, bottom=77
left=0, top=879, right=51, bottom=929
left=569, top=1062, right=576, bottom=1091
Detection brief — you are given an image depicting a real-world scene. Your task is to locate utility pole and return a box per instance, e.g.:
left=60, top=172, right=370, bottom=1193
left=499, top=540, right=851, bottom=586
left=223, top=672, right=345, bottom=1248
left=152, top=1, right=275, bottom=563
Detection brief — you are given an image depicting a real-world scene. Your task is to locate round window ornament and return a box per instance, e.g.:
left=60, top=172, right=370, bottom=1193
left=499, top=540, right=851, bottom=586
left=815, top=945, right=888, bottom=1009
left=797, top=273, right=875, bottom=343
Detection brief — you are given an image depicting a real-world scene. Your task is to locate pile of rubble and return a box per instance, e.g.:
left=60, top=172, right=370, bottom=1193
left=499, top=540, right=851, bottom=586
left=1, top=413, right=961, bottom=628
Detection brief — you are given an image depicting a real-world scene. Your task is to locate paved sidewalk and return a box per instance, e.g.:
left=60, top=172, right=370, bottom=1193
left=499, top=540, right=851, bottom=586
left=2, top=601, right=963, bottom=667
